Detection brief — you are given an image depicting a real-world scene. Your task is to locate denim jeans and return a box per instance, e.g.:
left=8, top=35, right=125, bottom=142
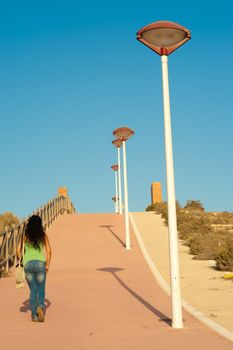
left=24, top=260, right=46, bottom=319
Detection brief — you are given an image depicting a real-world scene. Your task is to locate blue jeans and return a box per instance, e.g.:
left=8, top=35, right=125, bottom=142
left=24, top=260, right=46, bottom=319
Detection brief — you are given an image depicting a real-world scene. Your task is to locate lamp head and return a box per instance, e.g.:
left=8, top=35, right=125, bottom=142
left=137, top=21, right=191, bottom=56
left=113, top=127, right=135, bottom=141
left=111, top=164, right=118, bottom=171
left=112, top=139, right=122, bottom=148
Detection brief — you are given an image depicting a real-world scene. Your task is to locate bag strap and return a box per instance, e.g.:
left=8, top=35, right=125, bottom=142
left=17, top=235, right=25, bottom=266
left=21, top=237, right=25, bottom=266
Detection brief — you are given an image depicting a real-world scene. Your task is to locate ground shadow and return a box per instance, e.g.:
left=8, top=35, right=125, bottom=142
left=97, top=267, right=172, bottom=326
left=99, top=225, right=125, bottom=248
left=20, top=298, right=51, bottom=315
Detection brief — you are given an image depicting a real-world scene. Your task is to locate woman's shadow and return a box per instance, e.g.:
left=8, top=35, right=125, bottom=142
left=20, top=298, right=51, bottom=315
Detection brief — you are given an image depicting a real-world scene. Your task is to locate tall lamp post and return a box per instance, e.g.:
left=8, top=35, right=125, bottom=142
left=111, top=164, right=119, bottom=213
left=111, top=196, right=117, bottom=212
left=137, top=21, right=191, bottom=329
left=113, top=127, right=135, bottom=250
left=112, top=139, right=123, bottom=215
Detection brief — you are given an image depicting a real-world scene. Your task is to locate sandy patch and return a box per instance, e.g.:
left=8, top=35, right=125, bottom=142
left=131, top=212, right=233, bottom=333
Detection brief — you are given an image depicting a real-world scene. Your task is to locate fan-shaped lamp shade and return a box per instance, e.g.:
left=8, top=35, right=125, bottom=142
left=111, top=164, right=118, bottom=171
left=112, top=139, right=122, bottom=148
left=113, top=127, right=135, bottom=141
left=137, top=21, right=191, bottom=56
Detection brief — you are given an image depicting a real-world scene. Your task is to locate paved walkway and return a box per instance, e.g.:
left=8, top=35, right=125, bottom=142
left=1, top=213, right=232, bottom=349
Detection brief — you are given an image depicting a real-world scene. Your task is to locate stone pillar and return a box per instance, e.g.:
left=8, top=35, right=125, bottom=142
left=151, top=182, right=162, bottom=204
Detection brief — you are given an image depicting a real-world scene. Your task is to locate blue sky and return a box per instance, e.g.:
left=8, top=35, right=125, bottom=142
left=0, top=0, right=233, bottom=218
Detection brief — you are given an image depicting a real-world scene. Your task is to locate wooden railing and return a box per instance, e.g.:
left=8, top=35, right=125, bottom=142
left=0, top=194, right=76, bottom=276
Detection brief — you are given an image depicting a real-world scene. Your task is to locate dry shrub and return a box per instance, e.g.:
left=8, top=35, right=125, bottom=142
left=145, top=199, right=233, bottom=270
left=210, top=212, right=233, bottom=225
left=177, top=211, right=211, bottom=240
left=146, top=201, right=180, bottom=226
left=215, top=245, right=233, bottom=271
left=188, top=231, right=230, bottom=260
left=0, top=212, right=20, bottom=233
left=184, top=200, right=205, bottom=212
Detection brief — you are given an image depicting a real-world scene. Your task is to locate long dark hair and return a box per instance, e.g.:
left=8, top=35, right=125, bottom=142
left=25, top=215, right=46, bottom=249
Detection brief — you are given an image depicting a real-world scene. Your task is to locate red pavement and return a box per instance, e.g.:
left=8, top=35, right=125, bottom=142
left=1, top=213, right=232, bottom=350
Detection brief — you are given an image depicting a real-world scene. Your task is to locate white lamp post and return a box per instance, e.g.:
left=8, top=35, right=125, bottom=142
left=112, top=139, right=123, bottom=215
left=113, top=127, right=135, bottom=250
left=111, top=164, right=119, bottom=213
left=111, top=196, right=117, bottom=212
left=137, top=21, right=191, bottom=329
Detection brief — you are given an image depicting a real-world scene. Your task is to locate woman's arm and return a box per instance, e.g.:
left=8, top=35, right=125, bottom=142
left=44, top=234, right=52, bottom=272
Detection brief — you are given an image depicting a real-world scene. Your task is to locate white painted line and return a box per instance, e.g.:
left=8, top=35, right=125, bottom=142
left=129, top=213, right=233, bottom=343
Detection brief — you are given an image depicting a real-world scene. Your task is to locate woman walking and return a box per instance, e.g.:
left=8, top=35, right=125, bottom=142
left=17, top=215, right=52, bottom=322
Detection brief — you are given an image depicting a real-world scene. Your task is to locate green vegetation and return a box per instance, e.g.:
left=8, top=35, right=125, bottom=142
left=0, top=212, right=20, bottom=233
left=146, top=200, right=233, bottom=272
